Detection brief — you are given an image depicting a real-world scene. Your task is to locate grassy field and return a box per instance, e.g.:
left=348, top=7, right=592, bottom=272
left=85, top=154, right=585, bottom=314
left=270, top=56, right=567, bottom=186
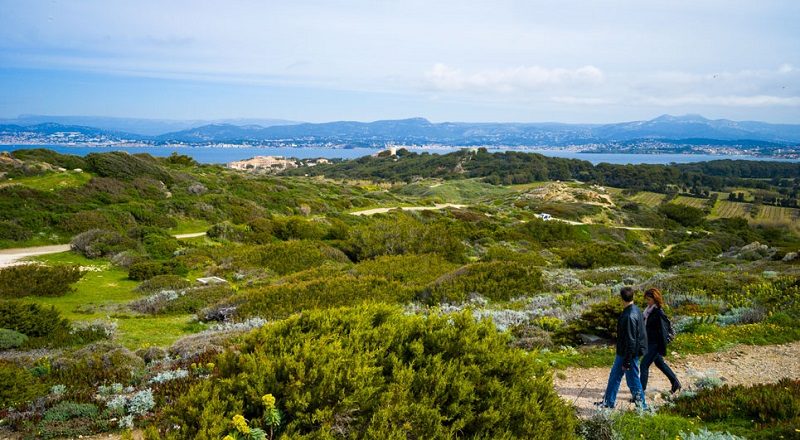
left=25, top=251, right=199, bottom=349
left=710, top=200, right=751, bottom=219
left=168, top=217, right=213, bottom=235
left=1, top=171, right=92, bottom=191
left=630, top=191, right=666, bottom=207
left=672, top=195, right=708, bottom=209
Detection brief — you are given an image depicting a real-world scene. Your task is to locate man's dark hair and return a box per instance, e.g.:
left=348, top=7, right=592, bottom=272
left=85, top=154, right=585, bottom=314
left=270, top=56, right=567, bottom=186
left=620, top=286, right=635, bottom=302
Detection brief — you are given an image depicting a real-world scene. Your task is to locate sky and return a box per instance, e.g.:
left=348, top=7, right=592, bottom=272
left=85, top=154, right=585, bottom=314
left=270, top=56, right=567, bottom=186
left=0, top=0, right=799, bottom=123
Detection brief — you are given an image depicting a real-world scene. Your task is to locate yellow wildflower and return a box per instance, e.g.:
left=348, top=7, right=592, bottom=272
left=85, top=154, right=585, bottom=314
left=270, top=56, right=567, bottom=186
left=232, top=414, right=250, bottom=434
left=223, top=436, right=235, bottom=440
left=262, top=393, right=276, bottom=409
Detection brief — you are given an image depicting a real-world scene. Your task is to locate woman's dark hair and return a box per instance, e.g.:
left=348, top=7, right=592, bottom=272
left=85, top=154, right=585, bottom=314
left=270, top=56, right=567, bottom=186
left=645, top=287, right=665, bottom=308
left=620, top=286, right=635, bottom=302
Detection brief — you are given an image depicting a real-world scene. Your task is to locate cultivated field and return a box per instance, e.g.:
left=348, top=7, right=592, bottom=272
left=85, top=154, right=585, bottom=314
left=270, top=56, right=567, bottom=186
left=630, top=191, right=666, bottom=207
left=710, top=200, right=751, bottom=219
left=672, top=195, right=708, bottom=209
left=754, top=204, right=799, bottom=223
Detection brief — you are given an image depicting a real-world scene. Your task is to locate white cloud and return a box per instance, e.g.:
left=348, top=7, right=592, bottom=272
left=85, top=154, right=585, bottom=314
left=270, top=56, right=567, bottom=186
left=550, top=96, right=617, bottom=105
left=641, top=94, right=800, bottom=107
left=424, top=63, right=604, bottom=93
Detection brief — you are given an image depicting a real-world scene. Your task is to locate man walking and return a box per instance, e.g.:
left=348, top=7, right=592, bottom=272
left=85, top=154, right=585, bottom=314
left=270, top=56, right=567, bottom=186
left=596, top=286, right=648, bottom=409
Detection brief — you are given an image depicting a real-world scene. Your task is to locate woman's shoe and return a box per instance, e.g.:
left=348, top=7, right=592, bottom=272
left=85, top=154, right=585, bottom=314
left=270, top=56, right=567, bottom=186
left=670, top=382, right=682, bottom=394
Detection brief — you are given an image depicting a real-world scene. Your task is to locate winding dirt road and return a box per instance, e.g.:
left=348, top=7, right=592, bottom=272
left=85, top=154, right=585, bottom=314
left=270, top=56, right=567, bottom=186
left=0, top=232, right=206, bottom=268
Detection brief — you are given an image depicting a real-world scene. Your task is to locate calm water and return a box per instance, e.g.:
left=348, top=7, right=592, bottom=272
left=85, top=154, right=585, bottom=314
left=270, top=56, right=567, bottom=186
left=1, top=144, right=797, bottom=165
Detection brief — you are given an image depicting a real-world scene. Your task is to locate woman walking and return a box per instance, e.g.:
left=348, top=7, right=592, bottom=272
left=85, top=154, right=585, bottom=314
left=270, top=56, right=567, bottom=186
left=641, top=288, right=681, bottom=394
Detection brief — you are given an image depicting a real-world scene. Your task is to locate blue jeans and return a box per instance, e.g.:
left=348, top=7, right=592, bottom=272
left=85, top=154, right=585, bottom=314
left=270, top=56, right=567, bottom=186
left=640, top=343, right=679, bottom=391
left=602, top=354, right=646, bottom=408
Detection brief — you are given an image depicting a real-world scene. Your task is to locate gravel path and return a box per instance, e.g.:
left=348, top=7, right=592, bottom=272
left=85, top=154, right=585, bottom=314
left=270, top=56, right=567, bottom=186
left=349, top=203, right=467, bottom=216
left=0, top=232, right=206, bottom=268
left=555, top=341, right=800, bottom=417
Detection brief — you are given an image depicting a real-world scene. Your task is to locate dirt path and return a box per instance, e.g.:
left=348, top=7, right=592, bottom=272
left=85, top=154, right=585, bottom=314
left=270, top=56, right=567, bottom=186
left=0, top=232, right=206, bottom=268
left=350, top=203, right=467, bottom=216
left=555, top=341, right=800, bottom=417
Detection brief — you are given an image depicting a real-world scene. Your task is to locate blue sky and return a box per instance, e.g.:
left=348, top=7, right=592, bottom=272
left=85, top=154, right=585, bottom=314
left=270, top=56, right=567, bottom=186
left=1, top=0, right=798, bottom=123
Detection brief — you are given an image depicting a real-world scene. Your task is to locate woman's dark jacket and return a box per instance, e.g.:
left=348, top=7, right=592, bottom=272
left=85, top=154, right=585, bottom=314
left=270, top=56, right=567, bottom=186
left=616, top=304, right=647, bottom=365
left=645, top=306, right=670, bottom=356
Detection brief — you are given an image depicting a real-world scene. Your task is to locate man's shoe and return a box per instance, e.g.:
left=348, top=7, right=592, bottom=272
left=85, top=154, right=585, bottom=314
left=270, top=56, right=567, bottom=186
left=593, top=401, right=612, bottom=408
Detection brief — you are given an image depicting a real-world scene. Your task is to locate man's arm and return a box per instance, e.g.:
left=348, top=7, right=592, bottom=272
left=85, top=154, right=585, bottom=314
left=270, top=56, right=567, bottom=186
left=622, top=315, right=637, bottom=369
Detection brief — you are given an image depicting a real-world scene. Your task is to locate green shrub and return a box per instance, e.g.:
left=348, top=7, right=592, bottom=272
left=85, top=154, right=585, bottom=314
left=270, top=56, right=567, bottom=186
left=0, top=328, right=28, bottom=349
left=43, top=401, right=100, bottom=422
left=237, top=275, right=412, bottom=320
left=0, top=300, right=70, bottom=337
left=660, top=203, right=706, bottom=227
left=143, top=233, right=180, bottom=259
left=52, top=342, right=145, bottom=385
left=259, top=240, right=351, bottom=275
left=271, top=216, right=328, bottom=240
left=347, top=214, right=466, bottom=263
left=136, top=275, right=192, bottom=293
left=352, top=254, right=458, bottom=287
left=159, top=305, right=576, bottom=439
left=85, top=151, right=172, bottom=183
left=71, top=228, right=138, bottom=258
left=0, top=264, right=84, bottom=298
left=129, top=260, right=188, bottom=281
left=509, top=218, right=583, bottom=244
left=0, top=220, right=33, bottom=241
left=0, top=361, right=49, bottom=407
left=666, top=379, right=800, bottom=439
left=422, top=261, right=543, bottom=304
left=207, top=221, right=250, bottom=242
left=59, top=209, right=137, bottom=234
left=558, top=242, right=637, bottom=269
left=556, top=298, right=621, bottom=344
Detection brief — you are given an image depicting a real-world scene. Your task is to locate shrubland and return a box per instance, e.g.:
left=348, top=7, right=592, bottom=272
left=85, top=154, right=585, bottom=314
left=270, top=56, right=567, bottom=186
left=1, top=149, right=799, bottom=439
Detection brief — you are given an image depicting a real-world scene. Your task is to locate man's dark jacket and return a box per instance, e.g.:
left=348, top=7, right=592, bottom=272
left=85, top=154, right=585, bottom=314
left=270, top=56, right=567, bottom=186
left=616, top=303, right=647, bottom=366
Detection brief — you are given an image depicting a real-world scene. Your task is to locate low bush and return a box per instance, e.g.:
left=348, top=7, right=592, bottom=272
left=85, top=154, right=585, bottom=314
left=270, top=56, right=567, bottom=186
left=0, top=328, right=28, bottom=349
left=347, top=214, right=466, bottom=263
left=237, top=275, right=412, bottom=320
left=0, top=220, right=33, bottom=241
left=207, top=221, right=249, bottom=242
left=421, top=261, right=543, bottom=304
left=43, top=401, right=100, bottom=422
left=51, top=342, right=146, bottom=386
left=351, top=253, right=458, bottom=287
left=71, top=228, right=138, bottom=259
left=0, top=300, right=70, bottom=338
left=660, top=203, right=706, bottom=227
left=666, top=379, right=800, bottom=439
left=259, top=240, right=351, bottom=275
left=555, top=298, right=620, bottom=344
left=157, top=305, right=576, bottom=439
left=558, top=242, right=638, bottom=269
left=85, top=151, right=172, bottom=183
left=0, top=360, right=49, bottom=407
left=135, top=275, right=192, bottom=293
left=0, top=264, right=84, bottom=298
left=129, top=260, right=188, bottom=281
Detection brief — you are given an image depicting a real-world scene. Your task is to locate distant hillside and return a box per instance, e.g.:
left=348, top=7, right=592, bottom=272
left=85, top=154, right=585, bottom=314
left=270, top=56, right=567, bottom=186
left=0, top=115, right=300, bottom=136
left=156, top=115, right=800, bottom=145
left=2, top=115, right=799, bottom=149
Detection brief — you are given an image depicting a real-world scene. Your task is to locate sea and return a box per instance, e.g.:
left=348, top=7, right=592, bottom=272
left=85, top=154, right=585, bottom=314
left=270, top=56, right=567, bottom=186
left=1, top=144, right=797, bottom=165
